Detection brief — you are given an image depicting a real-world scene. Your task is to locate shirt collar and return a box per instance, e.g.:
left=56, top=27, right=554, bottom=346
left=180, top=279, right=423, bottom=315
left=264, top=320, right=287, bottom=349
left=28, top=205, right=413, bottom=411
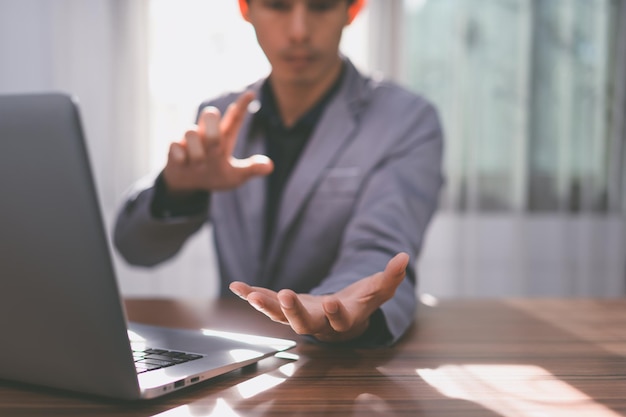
left=254, top=63, right=346, bottom=133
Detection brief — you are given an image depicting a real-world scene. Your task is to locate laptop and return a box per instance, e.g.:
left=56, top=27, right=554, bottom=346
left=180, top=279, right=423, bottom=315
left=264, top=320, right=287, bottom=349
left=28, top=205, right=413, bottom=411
left=0, top=93, right=296, bottom=400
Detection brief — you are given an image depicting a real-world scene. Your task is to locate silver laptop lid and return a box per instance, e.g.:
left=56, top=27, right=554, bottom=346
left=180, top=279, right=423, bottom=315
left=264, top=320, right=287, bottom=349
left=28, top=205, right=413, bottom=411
left=0, top=93, right=140, bottom=399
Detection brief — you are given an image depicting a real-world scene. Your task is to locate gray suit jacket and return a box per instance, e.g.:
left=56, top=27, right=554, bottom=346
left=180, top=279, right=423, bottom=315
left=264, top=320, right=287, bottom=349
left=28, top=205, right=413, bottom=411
left=114, top=59, right=444, bottom=344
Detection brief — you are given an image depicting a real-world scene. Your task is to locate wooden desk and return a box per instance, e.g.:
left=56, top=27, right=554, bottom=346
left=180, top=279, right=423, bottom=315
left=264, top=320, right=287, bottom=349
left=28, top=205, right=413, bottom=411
left=1, top=298, right=626, bottom=416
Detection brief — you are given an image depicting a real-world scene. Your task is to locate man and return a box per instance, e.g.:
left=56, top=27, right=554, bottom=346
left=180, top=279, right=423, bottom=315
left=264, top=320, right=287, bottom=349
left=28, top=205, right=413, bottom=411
left=114, top=0, right=443, bottom=346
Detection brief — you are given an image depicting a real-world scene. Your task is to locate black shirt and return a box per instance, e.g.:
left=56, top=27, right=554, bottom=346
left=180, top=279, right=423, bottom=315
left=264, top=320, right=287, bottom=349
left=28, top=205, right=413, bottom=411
left=255, top=73, right=343, bottom=247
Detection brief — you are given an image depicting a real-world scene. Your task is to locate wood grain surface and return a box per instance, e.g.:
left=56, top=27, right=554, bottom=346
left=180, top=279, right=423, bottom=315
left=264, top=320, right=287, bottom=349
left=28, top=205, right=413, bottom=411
left=1, top=297, right=625, bottom=416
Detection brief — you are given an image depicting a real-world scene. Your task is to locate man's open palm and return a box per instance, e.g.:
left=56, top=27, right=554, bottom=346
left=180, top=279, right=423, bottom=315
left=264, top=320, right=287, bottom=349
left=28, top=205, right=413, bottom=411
left=229, top=252, right=410, bottom=343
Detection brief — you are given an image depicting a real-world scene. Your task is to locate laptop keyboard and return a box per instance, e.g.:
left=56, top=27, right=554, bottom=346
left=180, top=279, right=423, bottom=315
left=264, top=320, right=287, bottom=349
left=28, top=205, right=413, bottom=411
left=133, top=348, right=204, bottom=374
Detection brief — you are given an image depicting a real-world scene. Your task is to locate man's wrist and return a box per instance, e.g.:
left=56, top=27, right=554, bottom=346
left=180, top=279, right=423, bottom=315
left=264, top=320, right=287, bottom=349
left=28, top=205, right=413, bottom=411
left=352, top=309, right=392, bottom=347
left=150, top=171, right=209, bottom=218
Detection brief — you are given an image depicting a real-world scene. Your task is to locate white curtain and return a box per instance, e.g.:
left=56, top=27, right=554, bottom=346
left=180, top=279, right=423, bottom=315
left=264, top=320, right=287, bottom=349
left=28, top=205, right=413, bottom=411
left=0, top=0, right=201, bottom=297
left=0, top=0, right=150, bottom=212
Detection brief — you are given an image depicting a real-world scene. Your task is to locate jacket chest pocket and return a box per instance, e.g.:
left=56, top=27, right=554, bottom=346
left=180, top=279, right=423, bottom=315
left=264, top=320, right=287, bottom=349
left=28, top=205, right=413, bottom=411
left=315, top=167, right=361, bottom=197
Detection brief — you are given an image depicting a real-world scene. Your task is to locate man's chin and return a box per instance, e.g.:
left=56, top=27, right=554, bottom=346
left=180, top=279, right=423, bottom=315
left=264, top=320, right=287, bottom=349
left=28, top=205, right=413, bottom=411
left=273, top=71, right=318, bottom=87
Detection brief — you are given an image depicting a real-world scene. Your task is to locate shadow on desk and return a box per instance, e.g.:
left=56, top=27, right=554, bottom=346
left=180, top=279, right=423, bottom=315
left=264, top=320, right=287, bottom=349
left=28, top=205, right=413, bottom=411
left=0, top=346, right=501, bottom=417
left=1, top=298, right=625, bottom=417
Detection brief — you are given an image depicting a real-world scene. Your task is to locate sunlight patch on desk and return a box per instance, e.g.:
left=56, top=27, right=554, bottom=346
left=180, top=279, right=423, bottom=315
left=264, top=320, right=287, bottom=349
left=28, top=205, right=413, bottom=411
left=354, top=393, right=394, bottom=414
left=279, top=362, right=296, bottom=377
left=236, top=374, right=286, bottom=399
left=210, top=399, right=240, bottom=417
left=417, top=364, right=620, bottom=417
left=155, top=399, right=240, bottom=417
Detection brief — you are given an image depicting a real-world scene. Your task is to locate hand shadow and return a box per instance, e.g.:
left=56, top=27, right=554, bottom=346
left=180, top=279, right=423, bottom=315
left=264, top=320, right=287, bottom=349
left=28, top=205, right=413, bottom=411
left=170, top=343, right=504, bottom=417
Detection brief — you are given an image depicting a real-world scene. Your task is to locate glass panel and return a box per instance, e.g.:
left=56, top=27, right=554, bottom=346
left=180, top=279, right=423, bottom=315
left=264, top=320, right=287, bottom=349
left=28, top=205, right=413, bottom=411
left=528, top=0, right=612, bottom=212
left=403, top=0, right=619, bottom=213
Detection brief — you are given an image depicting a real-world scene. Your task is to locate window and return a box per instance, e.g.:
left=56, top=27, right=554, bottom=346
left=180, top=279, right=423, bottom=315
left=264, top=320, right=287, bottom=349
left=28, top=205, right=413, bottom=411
left=403, top=0, right=625, bottom=213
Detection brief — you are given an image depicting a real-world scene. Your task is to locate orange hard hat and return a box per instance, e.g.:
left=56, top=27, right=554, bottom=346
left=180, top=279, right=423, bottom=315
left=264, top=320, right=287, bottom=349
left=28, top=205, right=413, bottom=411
left=238, top=0, right=366, bottom=24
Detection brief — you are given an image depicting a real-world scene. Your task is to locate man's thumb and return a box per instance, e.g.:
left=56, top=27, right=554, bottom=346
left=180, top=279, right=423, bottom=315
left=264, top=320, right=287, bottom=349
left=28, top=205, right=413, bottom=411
left=236, top=154, right=274, bottom=179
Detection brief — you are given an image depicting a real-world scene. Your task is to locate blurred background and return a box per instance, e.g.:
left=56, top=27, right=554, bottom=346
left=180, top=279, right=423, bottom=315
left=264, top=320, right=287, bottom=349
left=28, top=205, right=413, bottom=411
left=1, top=0, right=624, bottom=299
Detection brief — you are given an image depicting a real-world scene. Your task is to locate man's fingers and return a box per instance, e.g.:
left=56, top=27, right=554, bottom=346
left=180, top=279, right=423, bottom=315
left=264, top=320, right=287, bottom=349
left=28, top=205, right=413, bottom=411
left=228, top=281, right=250, bottom=299
left=277, top=290, right=316, bottom=335
left=184, top=130, right=205, bottom=163
left=229, top=282, right=288, bottom=324
left=386, top=252, right=410, bottom=282
left=231, top=154, right=274, bottom=179
left=198, top=107, right=221, bottom=149
left=383, top=252, right=410, bottom=294
left=168, top=142, right=186, bottom=165
left=229, top=281, right=277, bottom=299
left=247, top=292, right=287, bottom=323
left=221, top=91, right=255, bottom=133
left=368, top=252, right=409, bottom=302
left=323, top=298, right=352, bottom=333
left=221, top=91, right=256, bottom=154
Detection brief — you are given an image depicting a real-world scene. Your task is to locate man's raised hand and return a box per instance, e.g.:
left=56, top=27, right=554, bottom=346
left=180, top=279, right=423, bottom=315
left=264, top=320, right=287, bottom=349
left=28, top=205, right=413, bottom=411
left=163, top=91, right=273, bottom=194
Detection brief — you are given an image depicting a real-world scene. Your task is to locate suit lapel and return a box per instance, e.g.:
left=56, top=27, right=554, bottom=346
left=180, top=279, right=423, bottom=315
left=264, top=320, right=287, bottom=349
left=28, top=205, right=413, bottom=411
left=242, top=59, right=370, bottom=282
left=262, top=93, right=358, bottom=271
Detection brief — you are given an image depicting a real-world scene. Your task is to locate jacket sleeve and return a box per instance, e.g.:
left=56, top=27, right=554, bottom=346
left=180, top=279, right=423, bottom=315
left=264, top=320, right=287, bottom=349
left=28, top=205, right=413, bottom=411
left=112, top=176, right=208, bottom=267
left=309, top=98, right=444, bottom=346
left=112, top=97, right=233, bottom=267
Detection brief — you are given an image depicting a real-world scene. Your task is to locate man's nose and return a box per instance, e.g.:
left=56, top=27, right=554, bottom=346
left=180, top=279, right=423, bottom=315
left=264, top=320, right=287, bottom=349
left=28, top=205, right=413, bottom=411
left=287, top=4, right=310, bottom=43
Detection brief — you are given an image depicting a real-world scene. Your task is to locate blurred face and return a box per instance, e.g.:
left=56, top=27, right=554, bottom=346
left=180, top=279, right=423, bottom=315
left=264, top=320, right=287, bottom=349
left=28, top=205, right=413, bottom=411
left=245, top=0, right=352, bottom=88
